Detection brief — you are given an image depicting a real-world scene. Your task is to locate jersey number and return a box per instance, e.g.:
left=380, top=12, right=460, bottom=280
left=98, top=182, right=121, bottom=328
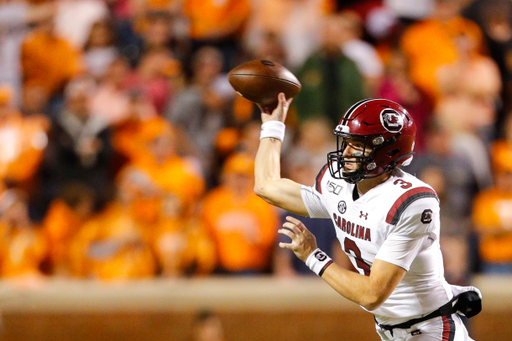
left=394, top=179, right=412, bottom=189
left=344, top=237, right=371, bottom=276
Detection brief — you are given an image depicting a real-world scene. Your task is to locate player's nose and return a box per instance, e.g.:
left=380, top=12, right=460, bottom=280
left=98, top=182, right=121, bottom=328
left=343, top=144, right=357, bottom=157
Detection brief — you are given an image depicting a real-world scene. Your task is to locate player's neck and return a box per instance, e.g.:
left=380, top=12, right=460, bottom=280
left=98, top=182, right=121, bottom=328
left=356, top=172, right=392, bottom=195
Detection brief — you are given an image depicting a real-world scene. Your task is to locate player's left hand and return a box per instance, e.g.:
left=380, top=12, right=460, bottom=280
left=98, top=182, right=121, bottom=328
left=278, top=216, right=318, bottom=262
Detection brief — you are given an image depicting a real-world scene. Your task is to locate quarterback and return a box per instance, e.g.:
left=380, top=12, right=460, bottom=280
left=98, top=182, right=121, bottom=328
left=254, top=94, right=482, bottom=340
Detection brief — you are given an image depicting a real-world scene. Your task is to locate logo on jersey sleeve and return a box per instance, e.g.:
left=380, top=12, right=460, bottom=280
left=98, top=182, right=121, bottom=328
left=338, top=201, right=347, bottom=214
left=421, top=209, right=433, bottom=224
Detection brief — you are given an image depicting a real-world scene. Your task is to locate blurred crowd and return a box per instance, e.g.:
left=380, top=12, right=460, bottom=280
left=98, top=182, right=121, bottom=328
left=0, top=0, right=512, bottom=283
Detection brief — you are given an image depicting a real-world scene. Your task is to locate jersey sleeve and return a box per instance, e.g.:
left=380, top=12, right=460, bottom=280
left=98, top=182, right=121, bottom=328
left=301, top=185, right=330, bottom=219
left=300, top=164, right=331, bottom=219
left=375, top=196, right=439, bottom=271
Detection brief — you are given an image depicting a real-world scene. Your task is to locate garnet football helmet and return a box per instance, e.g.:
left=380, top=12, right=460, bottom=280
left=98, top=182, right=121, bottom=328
left=327, top=98, right=417, bottom=184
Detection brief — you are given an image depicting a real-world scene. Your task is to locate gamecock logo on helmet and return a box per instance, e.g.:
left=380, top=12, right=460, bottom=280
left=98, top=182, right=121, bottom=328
left=380, top=109, right=404, bottom=133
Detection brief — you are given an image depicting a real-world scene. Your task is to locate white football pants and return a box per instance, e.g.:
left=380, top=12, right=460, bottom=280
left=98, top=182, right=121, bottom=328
left=375, top=314, right=474, bottom=341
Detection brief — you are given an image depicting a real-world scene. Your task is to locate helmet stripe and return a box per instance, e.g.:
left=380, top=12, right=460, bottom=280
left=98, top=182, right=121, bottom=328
left=340, top=98, right=375, bottom=125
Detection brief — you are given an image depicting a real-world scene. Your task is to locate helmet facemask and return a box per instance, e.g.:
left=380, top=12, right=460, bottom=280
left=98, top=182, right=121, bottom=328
left=327, top=134, right=379, bottom=184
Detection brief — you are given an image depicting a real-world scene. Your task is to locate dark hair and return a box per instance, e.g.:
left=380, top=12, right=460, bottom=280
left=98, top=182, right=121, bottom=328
left=84, top=19, right=117, bottom=51
left=145, top=10, right=173, bottom=23
left=59, top=183, right=95, bottom=209
left=193, top=309, right=217, bottom=324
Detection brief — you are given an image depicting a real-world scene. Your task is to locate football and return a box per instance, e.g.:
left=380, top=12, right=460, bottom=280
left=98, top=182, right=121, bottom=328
left=228, top=60, right=301, bottom=111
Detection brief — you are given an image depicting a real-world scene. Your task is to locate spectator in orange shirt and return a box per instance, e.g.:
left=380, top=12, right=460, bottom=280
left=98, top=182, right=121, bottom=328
left=21, top=13, right=83, bottom=108
left=111, top=92, right=158, bottom=162
left=202, top=153, right=279, bottom=275
left=183, top=0, right=250, bottom=70
left=151, top=192, right=192, bottom=278
left=68, top=168, right=157, bottom=280
left=115, top=156, right=212, bottom=278
left=184, top=0, right=250, bottom=41
left=152, top=194, right=216, bottom=277
left=400, top=0, right=485, bottom=101
left=0, top=189, right=47, bottom=279
left=42, top=183, right=94, bottom=276
left=127, top=118, right=205, bottom=209
left=0, top=85, right=49, bottom=187
left=184, top=202, right=217, bottom=276
left=0, top=0, right=56, bottom=105
left=473, top=114, right=512, bottom=273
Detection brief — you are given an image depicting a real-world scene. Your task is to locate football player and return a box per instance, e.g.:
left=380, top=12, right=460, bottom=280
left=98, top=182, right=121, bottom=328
left=254, top=93, right=482, bottom=340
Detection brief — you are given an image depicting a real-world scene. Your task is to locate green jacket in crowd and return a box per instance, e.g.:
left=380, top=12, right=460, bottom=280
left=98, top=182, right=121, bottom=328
left=294, top=50, right=365, bottom=126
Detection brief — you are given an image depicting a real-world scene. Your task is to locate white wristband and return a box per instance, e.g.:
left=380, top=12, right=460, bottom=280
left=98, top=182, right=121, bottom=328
left=305, top=248, right=333, bottom=277
left=260, top=121, right=286, bottom=142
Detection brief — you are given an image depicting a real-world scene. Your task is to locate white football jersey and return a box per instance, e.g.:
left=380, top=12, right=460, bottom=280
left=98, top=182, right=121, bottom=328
left=301, top=167, right=453, bottom=324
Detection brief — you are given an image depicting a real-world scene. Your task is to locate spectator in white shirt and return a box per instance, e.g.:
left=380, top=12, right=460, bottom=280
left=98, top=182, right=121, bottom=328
left=338, top=11, right=384, bottom=95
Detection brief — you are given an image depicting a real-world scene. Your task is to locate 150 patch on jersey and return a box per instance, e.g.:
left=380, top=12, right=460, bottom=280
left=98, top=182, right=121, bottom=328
left=327, top=180, right=342, bottom=195
left=421, top=209, right=433, bottom=224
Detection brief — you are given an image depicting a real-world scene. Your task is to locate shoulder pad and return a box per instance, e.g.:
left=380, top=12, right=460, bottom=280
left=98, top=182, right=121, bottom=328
left=386, top=186, right=438, bottom=225
left=315, top=163, right=330, bottom=194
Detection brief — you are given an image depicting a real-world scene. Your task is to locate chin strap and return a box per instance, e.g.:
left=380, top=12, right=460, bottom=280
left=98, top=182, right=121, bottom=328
left=384, top=152, right=415, bottom=172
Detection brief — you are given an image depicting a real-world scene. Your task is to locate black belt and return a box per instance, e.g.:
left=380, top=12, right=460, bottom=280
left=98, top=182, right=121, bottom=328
left=376, top=290, right=481, bottom=331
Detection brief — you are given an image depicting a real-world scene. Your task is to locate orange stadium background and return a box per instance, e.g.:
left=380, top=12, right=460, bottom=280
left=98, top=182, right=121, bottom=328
left=0, top=0, right=512, bottom=340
